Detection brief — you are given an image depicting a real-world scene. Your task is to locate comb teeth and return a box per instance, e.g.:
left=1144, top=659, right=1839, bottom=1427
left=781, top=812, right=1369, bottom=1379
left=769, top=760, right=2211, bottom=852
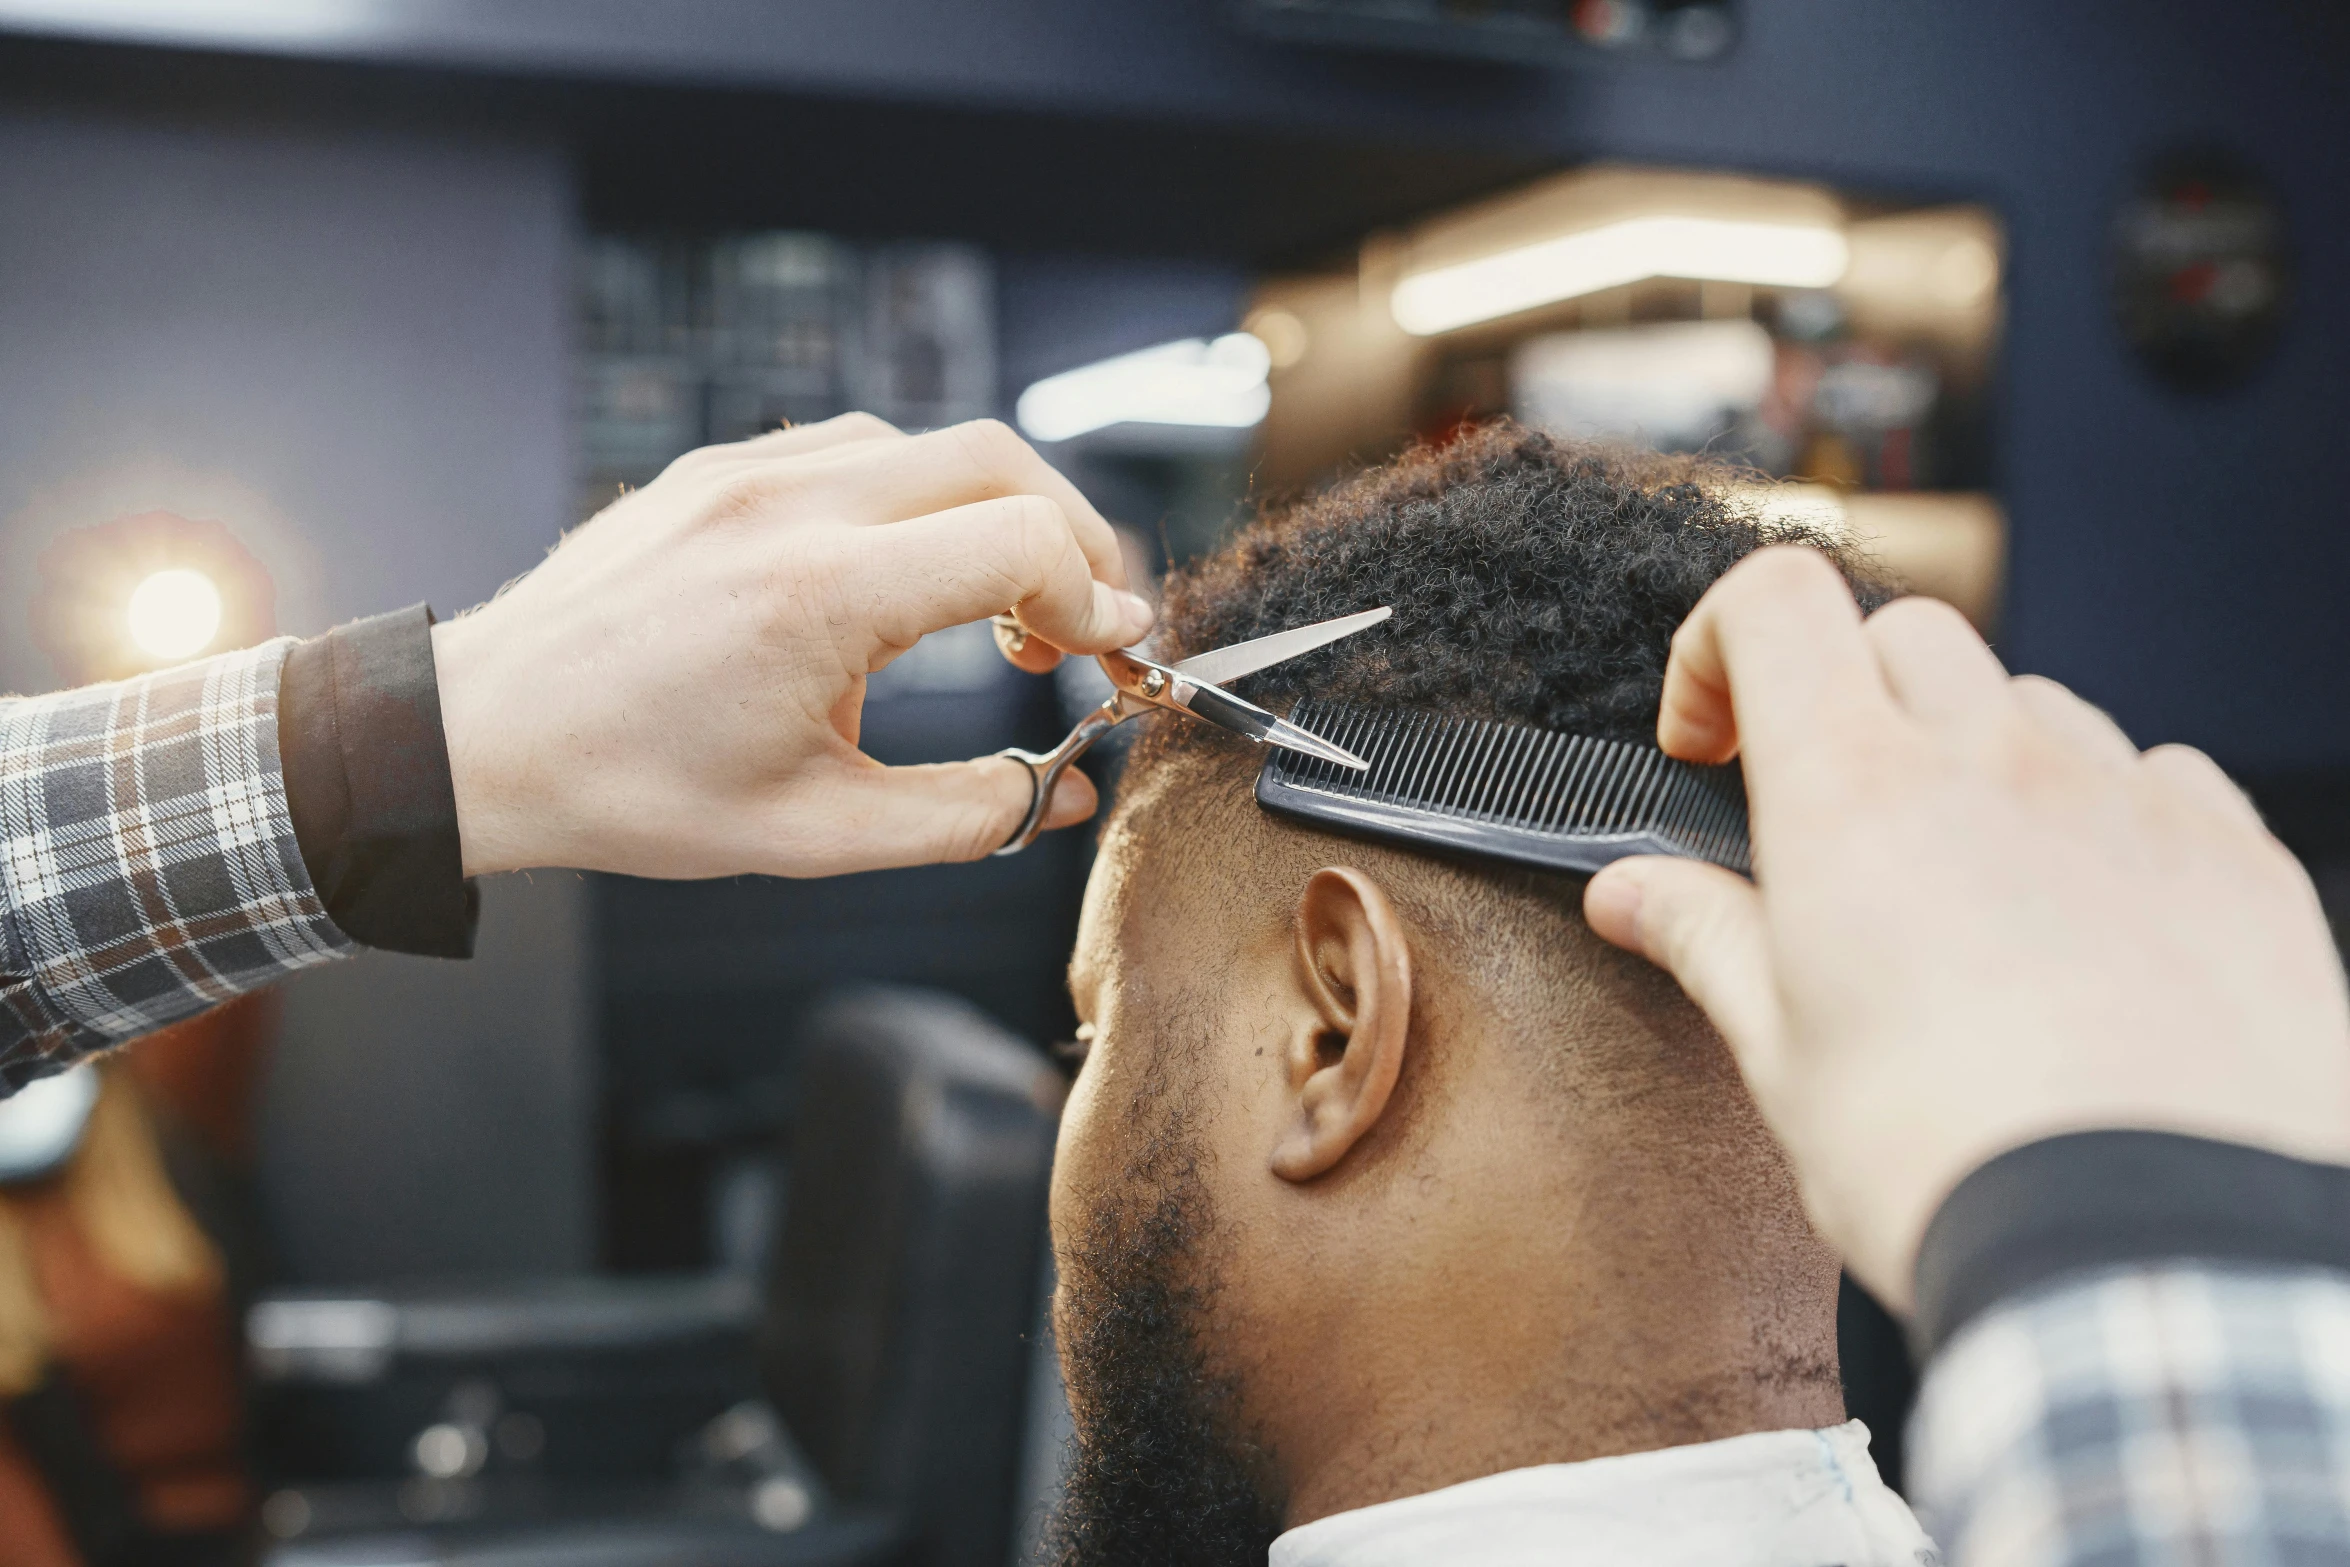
left=1257, top=701, right=1751, bottom=876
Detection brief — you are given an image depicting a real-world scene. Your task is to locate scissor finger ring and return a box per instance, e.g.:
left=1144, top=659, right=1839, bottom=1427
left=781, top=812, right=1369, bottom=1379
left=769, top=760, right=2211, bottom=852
left=990, top=612, right=1030, bottom=656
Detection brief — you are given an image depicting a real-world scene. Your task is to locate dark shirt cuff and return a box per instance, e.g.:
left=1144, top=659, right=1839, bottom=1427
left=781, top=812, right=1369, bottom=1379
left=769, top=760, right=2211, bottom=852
left=1910, top=1129, right=2350, bottom=1359
left=277, top=605, right=477, bottom=958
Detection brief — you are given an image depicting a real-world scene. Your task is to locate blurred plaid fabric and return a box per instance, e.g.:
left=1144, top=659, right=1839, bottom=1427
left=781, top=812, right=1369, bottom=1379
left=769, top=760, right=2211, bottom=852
left=0, top=642, right=349, bottom=1092
left=1910, top=1261, right=2350, bottom=1567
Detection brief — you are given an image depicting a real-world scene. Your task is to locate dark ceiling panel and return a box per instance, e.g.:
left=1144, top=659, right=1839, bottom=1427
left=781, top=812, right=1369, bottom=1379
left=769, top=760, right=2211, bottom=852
left=0, top=35, right=1554, bottom=267
left=572, top=88, right=1554, bottom=266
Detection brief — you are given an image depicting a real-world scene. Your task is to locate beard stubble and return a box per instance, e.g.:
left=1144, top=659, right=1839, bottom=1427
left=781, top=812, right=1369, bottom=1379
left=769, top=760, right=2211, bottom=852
left=1041, top=1054, right=1286, bottom=1567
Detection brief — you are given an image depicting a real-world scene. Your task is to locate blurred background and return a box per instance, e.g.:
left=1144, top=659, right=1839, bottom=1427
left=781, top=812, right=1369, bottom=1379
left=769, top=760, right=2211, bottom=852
left=0, top=2, right=2341, bottom=1563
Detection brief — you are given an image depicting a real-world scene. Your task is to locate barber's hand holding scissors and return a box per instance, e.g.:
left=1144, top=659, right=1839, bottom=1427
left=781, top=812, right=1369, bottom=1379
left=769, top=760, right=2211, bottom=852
left=430, top=414, right=1154, bottom=881
left=1584, top=548, right=2350, bottom=1312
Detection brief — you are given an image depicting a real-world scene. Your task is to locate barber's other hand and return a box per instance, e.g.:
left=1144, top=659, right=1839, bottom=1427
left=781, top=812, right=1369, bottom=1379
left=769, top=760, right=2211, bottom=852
left=431, top=415, right=1154, bottom=879
left=1583, top=547, right=2350, bottom=1311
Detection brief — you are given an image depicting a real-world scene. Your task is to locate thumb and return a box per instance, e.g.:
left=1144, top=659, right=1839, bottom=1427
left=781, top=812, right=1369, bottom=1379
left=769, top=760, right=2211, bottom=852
left=1585, top=856, right=1784, bottom=1079
left=816, top=756, right=1101, bottom=871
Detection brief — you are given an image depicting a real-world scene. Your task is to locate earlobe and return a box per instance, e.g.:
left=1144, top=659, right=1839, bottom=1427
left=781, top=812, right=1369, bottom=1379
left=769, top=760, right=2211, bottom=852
left=1270, top=868, right=1415, bottom=1183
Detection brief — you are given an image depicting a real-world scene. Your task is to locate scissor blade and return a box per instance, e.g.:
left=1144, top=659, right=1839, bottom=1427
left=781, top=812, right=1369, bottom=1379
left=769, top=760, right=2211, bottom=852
left=1170, top=605, right=1392, bottom=689
left=1260, top=713, right=1372, bottom=770
left=1178, top=681, right=1370, bottom=771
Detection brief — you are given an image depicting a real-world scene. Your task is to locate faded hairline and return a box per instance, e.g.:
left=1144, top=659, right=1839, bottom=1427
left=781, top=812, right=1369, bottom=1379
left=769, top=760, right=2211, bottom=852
left=1100, top=721, right=1725, bottom=1117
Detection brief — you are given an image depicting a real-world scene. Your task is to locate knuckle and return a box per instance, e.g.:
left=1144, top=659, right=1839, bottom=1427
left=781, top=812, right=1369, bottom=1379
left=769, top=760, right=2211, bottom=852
left=2003, top=675, right=2068, bottom=728
left=1977, top=704, right=2055, bottom=779
left=2144, top=740, right=2216, bottom=771
left=929, top=523, right=1036, bottom=618
left=2145, top=743, right=2261, bottom=814
left=941, top=792, right=1015, bottom=863
left=713, top=471, right=779, bottom=519
left=996, top=494, right=1071, bottom=571
left=950, top=418, right=1035, bottom=483
left=1867, top=593, right=1962, bottom=636
left=962, top=415, right=1024, bottom=456
left=657, top=446, right=719, bottom=484
left=2141, top=742, right=2213, bottom=792
left=1741, top=542, right=1838, bottom=592
left=2011, top=674, right=2120, bottom=734
left=949, top=413, right=1024, bottom=462
left=828, top=411, right=898, bottom=439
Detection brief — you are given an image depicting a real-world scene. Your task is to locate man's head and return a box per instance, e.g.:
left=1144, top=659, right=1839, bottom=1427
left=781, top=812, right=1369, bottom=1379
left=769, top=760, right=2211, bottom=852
left=1044, top=426, right=1892, bottom=1566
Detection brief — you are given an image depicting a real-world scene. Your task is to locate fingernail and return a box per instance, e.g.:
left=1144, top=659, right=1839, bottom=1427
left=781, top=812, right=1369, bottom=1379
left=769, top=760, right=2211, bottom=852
left=1115, top=590, right=1155, bottom=636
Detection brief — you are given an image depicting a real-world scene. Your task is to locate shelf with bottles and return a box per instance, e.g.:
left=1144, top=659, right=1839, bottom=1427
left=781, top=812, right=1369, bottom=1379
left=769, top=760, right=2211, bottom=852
left=1248, top=167, right=2008, bottom=629
left=573, top=233, right=996, bottom=521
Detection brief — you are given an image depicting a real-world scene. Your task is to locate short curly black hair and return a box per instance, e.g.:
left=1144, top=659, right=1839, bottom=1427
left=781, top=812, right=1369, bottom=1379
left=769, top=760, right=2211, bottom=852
left=1099, top=423, right=1896, bottom=1214
left=1142, top=422, right=1895, bottom=761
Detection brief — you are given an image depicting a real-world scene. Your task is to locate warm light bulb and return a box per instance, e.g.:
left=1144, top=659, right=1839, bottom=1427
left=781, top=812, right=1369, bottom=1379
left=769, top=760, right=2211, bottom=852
left=126, top=568, right=223, bottom=661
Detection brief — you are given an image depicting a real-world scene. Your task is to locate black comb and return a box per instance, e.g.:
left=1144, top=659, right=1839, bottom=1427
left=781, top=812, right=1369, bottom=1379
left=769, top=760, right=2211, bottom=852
left=1255, top=699, right=1751, bottom=876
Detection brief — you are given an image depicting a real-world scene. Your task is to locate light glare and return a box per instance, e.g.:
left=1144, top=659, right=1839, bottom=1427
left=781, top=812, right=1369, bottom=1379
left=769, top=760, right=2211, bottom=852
left=1513, top=319, right=1777, bottom=448
left=0, top=1065, right=98, bottom=1181
left=1016, top=333, right=1272, bottom=444
left=1931, top=236, right=2001, bottom=306
left=127, top=568, right=223, bottom=661
left=0, top=0, right=393, bottom=47
left=1392, top=216, right=1851, bottom=335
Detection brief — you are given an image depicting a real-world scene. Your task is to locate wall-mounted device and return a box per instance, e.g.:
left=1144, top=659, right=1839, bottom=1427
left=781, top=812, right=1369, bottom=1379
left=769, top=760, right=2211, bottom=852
left=2112, top=150, right=2290, bottom=391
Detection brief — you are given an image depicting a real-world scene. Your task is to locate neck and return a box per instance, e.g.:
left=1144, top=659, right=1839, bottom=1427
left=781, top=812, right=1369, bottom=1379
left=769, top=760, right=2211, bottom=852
left=1256, top=1083, right=1846, bottom=1529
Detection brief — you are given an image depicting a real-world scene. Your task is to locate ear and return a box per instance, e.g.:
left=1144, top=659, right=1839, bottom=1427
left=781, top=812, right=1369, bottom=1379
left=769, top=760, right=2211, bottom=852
left=1270, top=867, right=1415, bottom=1183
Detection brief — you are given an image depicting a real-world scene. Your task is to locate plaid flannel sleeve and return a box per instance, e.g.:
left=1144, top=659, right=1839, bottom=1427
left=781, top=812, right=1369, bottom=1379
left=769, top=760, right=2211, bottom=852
left=0, top=641, right=353, bottom=1090
left=1909, top=1262, right=2350, bottom=1567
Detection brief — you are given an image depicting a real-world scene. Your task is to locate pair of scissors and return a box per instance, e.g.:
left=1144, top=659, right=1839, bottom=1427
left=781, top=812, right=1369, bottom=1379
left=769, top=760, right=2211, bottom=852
left=989, top=605, right=1393, bottom=854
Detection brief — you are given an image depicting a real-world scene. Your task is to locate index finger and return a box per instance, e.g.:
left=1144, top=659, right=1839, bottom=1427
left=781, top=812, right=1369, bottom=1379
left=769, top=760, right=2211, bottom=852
left=842, top=494, right=1155, bottom=662
left=772, top=419, right=1130, bottom=596
left=1657, top=546, right=1891, bottom=772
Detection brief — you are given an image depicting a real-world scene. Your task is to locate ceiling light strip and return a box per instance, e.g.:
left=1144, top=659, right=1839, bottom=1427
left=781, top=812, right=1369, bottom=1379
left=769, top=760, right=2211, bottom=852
left=1392, top=216, right=1851, bottom=336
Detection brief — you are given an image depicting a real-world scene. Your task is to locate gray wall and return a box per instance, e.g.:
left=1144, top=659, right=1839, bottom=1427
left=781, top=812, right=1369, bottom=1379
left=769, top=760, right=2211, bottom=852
left=0, top=108, right=592, bottom=1281
left=0, top=108, right=574, bottom=682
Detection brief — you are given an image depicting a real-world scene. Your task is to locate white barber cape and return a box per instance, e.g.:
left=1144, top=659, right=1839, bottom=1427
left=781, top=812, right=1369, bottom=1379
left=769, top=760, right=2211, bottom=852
left=1270, top=1421, right=1939, bottom=1567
